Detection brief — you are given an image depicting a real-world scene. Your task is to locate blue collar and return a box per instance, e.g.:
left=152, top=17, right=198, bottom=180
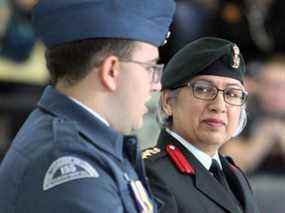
left=37, top=86, right=130, bottom=161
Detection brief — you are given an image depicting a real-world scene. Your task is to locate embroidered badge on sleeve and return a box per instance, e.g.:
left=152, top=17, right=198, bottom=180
left=43, top=156, right=99, bottom=191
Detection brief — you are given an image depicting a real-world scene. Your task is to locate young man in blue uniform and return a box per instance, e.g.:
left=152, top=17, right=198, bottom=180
left=0, top=1, right=175, bottom=212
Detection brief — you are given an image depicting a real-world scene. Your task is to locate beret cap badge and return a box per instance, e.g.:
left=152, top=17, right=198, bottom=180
left=163, top=31, right=172, bottom=45
left=161, top=37, right=246, bottom=89
left=232, top=44, right=240, bottom=69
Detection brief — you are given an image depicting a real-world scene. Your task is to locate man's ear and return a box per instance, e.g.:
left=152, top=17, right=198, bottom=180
left=161, top=90, right=175, bottom=116
left=98, top=55, right=120, bottom=91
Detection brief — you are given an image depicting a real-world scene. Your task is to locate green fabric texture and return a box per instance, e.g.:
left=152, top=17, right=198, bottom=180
left=161, top=37, right=246, bottom=90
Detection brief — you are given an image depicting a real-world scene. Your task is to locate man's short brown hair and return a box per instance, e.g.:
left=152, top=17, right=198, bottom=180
left=46, top=38, right=137, bottom=86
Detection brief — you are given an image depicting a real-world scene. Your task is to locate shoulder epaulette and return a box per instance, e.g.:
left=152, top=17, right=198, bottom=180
left=142, top=147, right=161, bottom=160
left=166, top=144, right=195, bottom=175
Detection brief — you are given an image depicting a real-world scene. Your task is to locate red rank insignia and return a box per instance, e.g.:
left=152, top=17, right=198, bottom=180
left=166, top=144, right=195, bottom=175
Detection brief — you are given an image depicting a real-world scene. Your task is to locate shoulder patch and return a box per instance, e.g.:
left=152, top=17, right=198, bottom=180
left=43, top=156, right=99, bottom=191
left=166, top=145, right=195, bottom=175
left=142, top=147, right=161, bottom=160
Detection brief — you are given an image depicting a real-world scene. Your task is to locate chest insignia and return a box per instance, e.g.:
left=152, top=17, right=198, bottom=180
left=142, top=147, right=161, bottom=159
left=166, top=144, right=195, bottom=175
left=124, top=174, right=154, bottom=213
left=43, top=156, right=99, bottom=191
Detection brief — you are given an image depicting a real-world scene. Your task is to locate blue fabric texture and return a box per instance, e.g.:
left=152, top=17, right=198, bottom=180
left=0, top=86, right=156, bottom=213
left=32, top=0, right=175, bottom=47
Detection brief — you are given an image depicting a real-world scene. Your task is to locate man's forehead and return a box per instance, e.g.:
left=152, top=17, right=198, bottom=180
left=131, top=42, right=159, bottom=61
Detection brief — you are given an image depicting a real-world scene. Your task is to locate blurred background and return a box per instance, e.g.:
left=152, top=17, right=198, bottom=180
left=1, top=0, right=285, bottom=212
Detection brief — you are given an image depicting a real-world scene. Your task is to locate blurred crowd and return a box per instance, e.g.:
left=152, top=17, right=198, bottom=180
left=0, top=0, right=45, bottom=161
left=0, top=0, right=37, bottom=62
left=1, top=0, right=285, bottom=212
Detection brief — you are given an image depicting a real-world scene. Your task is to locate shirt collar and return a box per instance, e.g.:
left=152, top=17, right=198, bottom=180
left=165, top=128, right=222, bottom=170
left=69, top=97, right=109, bottom=127
left=37, top=86, right=125, bottom=161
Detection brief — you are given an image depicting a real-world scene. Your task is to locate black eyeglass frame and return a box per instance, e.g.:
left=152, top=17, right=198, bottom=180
left=177, top=81, right=248, bottom=106
left=119, top=59, right=164, bottom=84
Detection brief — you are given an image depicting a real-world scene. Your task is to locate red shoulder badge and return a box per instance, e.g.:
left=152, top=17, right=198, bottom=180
left=166, top=144, right=195, bottom=175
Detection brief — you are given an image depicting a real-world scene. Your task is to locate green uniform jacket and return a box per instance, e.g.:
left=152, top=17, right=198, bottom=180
left=144, top=129, right=260, bottom=213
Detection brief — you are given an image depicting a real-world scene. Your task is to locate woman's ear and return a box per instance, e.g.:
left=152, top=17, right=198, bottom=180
left=161, top=90, right=175, bottom=116
left=98, top=55, right=120, bottom=91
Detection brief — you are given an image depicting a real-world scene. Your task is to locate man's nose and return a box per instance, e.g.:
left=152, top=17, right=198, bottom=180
left=151, top=81, right=162, bottom=92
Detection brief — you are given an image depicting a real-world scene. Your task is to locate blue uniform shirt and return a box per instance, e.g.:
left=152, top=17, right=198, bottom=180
left=0, top=86, right=156, bottom=213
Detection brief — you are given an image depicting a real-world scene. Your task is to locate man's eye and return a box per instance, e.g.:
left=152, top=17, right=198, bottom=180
left=146, top=66, right=155, bottom=72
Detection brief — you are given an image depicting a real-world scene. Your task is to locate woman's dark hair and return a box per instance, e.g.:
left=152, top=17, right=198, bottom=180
left=46, top=38, right=137, bottom=85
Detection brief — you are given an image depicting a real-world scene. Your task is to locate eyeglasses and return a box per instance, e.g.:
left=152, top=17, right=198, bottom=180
left=184, top=81, right=248, bottom=106
left=120, top=59, right=164, bottom=84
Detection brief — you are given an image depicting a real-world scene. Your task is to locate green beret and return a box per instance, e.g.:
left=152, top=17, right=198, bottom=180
left=161, top=37, right=246, bottom=90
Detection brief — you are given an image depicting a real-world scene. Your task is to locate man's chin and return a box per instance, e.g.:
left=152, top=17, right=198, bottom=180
left=130, top=118, right=144, bottom=132
left=135, top=121, right=144, bottom=130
